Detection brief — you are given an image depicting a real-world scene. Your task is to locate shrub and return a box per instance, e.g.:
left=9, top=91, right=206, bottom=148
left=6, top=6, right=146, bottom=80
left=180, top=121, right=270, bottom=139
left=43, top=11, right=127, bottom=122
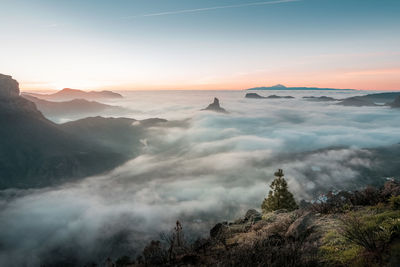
left=340, top=215, right=389, bottom=252
left=390, top=195, right=400, bottom=210
left=350, top=186, right=381, bottom=206
left=340, top=210, right=400, bottom=254
left=115, top=255, right=132, bottom=267
left=319, top=230, right=362, bottom=265
left=310, top=191, right=353, bottom=214
left=222, top=233, right=318, bottom=267
left=142, top=240, right=167, bottom=265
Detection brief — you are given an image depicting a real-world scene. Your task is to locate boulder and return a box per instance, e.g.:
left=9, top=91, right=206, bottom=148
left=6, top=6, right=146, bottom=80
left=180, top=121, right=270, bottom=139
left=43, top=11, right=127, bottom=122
left=273, top=209, right=288, bottom=214
left=244, top=209, right=262, bottom=223
left=210, top=222, right=229, bottom=238
left=285, top=212, right=314, bottom=240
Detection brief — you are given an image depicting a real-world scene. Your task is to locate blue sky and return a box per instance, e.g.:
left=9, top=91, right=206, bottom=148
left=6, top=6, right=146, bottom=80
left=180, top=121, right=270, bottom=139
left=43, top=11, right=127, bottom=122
left=1, top=0, right=399, bottom=90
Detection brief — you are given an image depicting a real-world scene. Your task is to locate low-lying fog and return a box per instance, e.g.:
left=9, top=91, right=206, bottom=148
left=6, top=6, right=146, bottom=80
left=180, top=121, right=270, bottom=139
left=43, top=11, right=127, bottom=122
left=1, top=90, right=400, bottom=266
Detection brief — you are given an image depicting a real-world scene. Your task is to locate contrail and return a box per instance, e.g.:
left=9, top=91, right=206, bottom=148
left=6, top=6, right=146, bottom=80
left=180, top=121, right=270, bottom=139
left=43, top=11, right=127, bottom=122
left=123, top=0, right=301, bottom=19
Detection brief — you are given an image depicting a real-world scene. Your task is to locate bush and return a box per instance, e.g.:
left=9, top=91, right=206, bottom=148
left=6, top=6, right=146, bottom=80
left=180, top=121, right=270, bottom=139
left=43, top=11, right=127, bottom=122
left=319, top=230, right=362, bottom=265
left=142, top=240, right=167, bottom=265
left=310, top=191, right=353, bottom=214
left=115, top=255, right=132, bottom=267
left=339, top=210, right=400, bottom=256
left=340, top=215, right=391, bottom=252
left=390, top=195, right=400, bottom=210
left=222, top=233, right=318, bottom=267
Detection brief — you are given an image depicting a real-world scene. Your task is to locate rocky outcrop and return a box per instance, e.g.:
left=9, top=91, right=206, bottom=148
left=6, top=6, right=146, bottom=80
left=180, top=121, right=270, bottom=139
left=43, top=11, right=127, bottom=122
left=0, top=74, right=45, bottom=118
left=245, top=93, right=266, bottom=99
left=0, top=74, right=19, bottom=99
left=285, top=212, right=314, bottom=240
left=244, top=209, right=262, bottom=223
left=202, top=98, right=228, bottom=113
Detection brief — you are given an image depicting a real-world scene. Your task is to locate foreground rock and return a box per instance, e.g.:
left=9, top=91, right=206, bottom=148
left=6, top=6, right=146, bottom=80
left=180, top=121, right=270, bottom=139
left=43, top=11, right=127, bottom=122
left=202, top=98, right=228, bottom=113
left=285, top=212, right=314, bottom=240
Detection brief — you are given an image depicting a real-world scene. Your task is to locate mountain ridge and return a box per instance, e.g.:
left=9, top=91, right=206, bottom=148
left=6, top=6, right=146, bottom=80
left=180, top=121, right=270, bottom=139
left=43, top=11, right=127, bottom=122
left=247, top=84, right=356, bottom=91
left=25, top=87, right=123, bottom=101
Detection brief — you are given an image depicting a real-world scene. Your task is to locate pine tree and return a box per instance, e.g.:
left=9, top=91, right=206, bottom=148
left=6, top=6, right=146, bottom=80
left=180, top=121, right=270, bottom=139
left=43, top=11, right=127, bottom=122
left=261, top=169, right=298, bottom=213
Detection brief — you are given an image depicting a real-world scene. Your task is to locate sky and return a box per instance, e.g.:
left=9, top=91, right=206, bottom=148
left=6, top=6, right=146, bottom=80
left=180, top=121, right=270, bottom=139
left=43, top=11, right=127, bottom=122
left=1, top=0, right=400, bottom=91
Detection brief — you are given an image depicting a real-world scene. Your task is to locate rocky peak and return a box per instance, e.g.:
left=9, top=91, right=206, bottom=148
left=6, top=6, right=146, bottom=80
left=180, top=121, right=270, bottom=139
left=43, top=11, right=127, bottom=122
left=0, top=73, right=44, bottom=118
left=0, top=74, right=20, bottom=100
left=202, top=97, right=228, bottom=113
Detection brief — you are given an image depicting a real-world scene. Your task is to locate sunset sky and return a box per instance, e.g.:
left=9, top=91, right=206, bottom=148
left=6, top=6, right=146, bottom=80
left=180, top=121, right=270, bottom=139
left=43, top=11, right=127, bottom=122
left=1, top=0, right=400, bottom=91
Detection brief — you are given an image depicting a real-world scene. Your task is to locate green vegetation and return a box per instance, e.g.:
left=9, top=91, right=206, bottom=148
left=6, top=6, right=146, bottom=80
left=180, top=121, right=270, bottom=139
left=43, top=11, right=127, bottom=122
left=319, top=206, right=400, bottom=266
left=319, top=229, right=362, bottom=266
left=261, top=169, right=298, bottom=213
left=104, top=180, right=400, bottom=266
left=390, top=195, right=400, bottom=210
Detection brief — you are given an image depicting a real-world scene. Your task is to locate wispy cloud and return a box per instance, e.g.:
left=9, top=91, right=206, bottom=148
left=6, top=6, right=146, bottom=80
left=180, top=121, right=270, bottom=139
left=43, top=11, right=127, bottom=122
left=123, top=0, right=301, bottom=19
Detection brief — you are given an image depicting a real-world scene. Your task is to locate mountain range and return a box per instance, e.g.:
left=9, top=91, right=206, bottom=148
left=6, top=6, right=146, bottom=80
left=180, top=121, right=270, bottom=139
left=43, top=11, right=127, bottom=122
left=247, top=84, right=355, bottom=91
left=26, top=88, right=123, bottom=101
left=0, top=74, right=164, bottom=189
left=21, top=94, right=127, bottom=121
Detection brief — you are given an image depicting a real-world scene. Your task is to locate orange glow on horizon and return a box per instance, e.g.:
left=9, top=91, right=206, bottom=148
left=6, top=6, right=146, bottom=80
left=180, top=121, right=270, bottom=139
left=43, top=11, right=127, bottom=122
left=19, top=67, right=400, bottom=92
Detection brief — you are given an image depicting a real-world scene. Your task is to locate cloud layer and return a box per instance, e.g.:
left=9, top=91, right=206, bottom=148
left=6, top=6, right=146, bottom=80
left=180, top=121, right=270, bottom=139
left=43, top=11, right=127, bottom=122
left=1, top=90, right=400, bottom=266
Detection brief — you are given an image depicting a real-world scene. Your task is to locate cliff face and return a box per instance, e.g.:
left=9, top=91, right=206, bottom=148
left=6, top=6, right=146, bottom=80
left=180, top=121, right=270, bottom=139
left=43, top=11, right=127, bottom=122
left=0, top=74, right=126, bottom=189
left=0, top=74, right=45, bottom=118
left=0, top=74, right=19, bottom=98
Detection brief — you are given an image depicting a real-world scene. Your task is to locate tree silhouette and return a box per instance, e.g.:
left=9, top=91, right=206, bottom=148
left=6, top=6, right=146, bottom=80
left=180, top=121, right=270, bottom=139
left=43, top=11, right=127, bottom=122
left=261, top=169, right=298, bottom=213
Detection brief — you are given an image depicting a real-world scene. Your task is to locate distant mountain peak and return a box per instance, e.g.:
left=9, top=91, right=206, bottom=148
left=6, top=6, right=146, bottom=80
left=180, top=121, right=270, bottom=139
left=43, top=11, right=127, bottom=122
left=60, top=88, right=80, bottom=92
left=25, top=87, right=123, bottom=101
left=202, top=97, right=228, bottom=113
left=247, top=85, right=355, bottom=91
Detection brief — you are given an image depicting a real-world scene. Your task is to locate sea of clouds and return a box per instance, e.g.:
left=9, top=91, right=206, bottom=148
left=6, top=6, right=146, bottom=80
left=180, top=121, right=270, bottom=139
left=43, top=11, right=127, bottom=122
left=1, top=90, right=400, bottom=266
